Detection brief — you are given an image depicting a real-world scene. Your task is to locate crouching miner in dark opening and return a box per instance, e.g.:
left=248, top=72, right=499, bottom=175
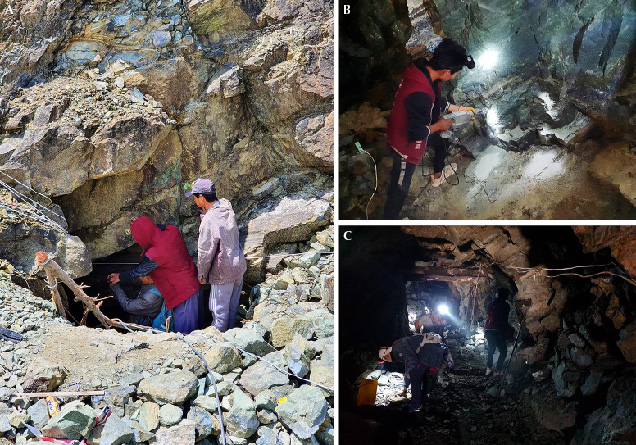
left=110, top=216, right=204, bottom=334
left=379, top=334, right=454, bottom=412
left=107, top=274, right=173, bottom=332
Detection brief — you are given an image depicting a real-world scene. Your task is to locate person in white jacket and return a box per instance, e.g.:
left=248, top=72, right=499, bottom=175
left=186, top=178, right=247, bottom=332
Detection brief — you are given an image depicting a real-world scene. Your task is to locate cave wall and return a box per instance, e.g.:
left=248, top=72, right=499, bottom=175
left=402, top=225, right=636, bottom=441
left=0, top=0, right=334, bottom=266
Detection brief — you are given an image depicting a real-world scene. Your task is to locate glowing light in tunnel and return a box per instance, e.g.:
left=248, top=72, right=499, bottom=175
left=485, top=107, right=502, bottom=135
left=538, top=92, right=558, bottom=119
left=523, top=150, right=564, bottom=179
left=437, top=304, right=450, bottom=316
left=477, top=49, right=500, bottom=70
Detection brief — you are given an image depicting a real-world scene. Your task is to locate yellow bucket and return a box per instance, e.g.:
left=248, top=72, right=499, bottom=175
left=357, top=379, right=378, bottom=406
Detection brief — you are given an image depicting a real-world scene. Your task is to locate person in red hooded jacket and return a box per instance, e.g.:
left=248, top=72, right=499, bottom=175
left=384, top=38, right=476, bottom=219
left=109, top=216, right=203, bottom=334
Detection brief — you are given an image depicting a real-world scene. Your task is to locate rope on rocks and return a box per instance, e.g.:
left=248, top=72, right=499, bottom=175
left=92, top=251, right=335, bottom=265
left=187, top=332, right=335, bottom=393
left=0, top=171, right=67, bottom=233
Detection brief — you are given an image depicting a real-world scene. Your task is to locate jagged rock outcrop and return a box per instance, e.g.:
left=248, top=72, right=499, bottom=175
left=0, top=0, right=333, bottom=262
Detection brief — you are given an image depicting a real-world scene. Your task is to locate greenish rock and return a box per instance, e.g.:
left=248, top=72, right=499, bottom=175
left=27, top=399, right=49, bottom=429
left=138, top=370, right=198, bottom=405
left=305, top=309, right=334, bottom=338
left=99, top=414, right=135, bottom=445
left=42, top=401, right=97, bottom=439
left=276, top=386, right=328, bottom=439
left=225, top=389, right=259, bottom=439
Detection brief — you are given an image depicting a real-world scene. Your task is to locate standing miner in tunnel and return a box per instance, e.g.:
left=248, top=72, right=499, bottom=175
left=109, top=216, right=204, bottom=334
left=485, top=288, right=511, bottom=376
left=380, top=334, right=453, bottom=412
left=186, top=178, right=247, bottom=333
left=384, top=38, right=476, bottom=219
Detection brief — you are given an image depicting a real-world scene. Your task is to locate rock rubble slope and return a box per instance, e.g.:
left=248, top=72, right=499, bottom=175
left=0, top=224, right=334, bottom=444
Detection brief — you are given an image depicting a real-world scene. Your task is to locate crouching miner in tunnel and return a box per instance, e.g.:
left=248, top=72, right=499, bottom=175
left=384, top=38, right=476, bottom=219
left=107, top=274, right=174, bottom=332
left=186, top=178, right=247, bottom=333
left=110, top=216, right=204, bottom=334
left=379, top=333, right=454, bottom=412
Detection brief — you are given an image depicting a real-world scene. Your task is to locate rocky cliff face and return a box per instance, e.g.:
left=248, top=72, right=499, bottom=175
left=0, top=0, right=333, bottom=272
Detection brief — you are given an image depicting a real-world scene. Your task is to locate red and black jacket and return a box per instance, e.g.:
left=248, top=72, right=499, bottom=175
left=386, top=63, right=442, bottom=165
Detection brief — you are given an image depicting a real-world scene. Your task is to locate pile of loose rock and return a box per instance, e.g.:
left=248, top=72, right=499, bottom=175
left=0, top=225, right=334, bottom=444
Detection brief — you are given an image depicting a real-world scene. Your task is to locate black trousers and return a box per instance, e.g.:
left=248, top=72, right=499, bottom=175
left=408, top=364, right=431, bottom=410
left=485, top=329, right=507, bottom=370
left=428, top=133, right=448, bottom=174
left=383, top=149, right=416, bottom=219
left=383, top=136, right=448, bottom=219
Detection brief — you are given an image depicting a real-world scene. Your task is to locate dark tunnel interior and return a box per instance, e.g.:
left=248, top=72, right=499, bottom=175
left=339, top=225, right=636, bottom=445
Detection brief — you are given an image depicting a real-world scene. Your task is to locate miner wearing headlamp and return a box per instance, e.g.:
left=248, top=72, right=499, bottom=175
left=384, top=38, right=476, bottom=219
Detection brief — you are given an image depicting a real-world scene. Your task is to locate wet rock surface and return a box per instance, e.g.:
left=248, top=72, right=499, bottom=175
left=339, top=0, right=636, bottom=219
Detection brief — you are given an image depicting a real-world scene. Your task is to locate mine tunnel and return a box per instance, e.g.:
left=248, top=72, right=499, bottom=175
left=339, top=226, right=636, bottom=444
left=339, top=0, right=636, bottom=220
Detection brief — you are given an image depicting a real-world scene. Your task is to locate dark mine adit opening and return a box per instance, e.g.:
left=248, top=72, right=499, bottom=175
left=62, top=246, right=251, bottom=331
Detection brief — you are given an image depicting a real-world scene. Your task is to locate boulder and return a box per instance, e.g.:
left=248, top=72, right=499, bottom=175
left=223, top=328, right=275, bottom=366
left=276, top=385, right=328, bottom=439
left=158, top=404, right=183, bottom=427
left=530, top=388, right=577, bottom=431
left=138, top=401, right=159, bottom=432
left=580, top=373, right=636, bottom=444
left=42, top=401, right=97, bottom=439
left=186, top=0, right=258, bottom=34
left=154, top=419, right=197, bottom=445
left=225, top=389, right=259, bottom=439
left=22, top=360, right=67, bottom=393
left=239, top=351, right=289, bottom=396
left=186, top=406, right=217, bottom=439
left=244, top=197, right=330, bottom=281
left=98, top=414, right=135, bottom=445
left=202, top=342, right=243, bottom=374
left=138, top=370, right=198, bottom=405
left=285, top=343, right=310, bottom=378
left=617, top=321, right=636, bottom=363
left=27, top=399, right=50, bottom=429
left=271, top=316, right=314, bottom=348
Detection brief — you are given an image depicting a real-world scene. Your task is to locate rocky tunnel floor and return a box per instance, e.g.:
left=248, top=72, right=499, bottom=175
left=346, top=336, right=566, bottom=445
left=400, top=142, right=636, bottom=220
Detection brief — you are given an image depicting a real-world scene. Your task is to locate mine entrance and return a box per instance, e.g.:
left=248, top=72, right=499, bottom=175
left=53, top=246, right=252, bottom=332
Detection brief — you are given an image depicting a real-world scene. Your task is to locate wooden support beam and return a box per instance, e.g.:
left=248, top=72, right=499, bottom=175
left=407, top=274, right=479, bottom=283
left=15, top=391, right=105, bottom=398
left=413, top=266, right=481, bottom=276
